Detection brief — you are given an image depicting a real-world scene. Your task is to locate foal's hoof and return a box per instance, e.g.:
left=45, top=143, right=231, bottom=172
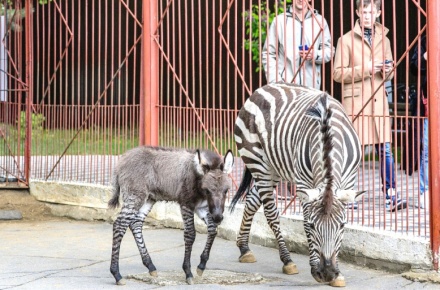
left=239, top=251, right=256, bottom=263
left=116, top=278, right=126, bottom=285
left=282, top=262, right=299, bottom=275
left=196, top=267, right=204, bottom=276
left=186, top=277, right=194, bottom=285
left=329, top=275, right=346, bottom=287
left=149, top=270, right=158, bottom=277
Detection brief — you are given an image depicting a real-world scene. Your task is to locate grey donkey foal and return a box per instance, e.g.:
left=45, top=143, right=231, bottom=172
left=108, top=146, right=234, bottom=285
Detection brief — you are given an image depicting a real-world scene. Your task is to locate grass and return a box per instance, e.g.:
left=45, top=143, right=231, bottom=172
left=1, top=124, right=140, bottom=156
left=1, top=122, right=236, bottom=156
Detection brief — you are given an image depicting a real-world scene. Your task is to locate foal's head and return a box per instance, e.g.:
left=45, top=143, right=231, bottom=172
left=194, top=149, right=234, bottom=224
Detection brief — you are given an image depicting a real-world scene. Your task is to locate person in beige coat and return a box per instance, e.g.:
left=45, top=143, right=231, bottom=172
left=333, top=0, right=407, bottom=211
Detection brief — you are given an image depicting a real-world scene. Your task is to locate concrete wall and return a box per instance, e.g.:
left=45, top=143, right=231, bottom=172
left=30, top=181, right=432, bottom=272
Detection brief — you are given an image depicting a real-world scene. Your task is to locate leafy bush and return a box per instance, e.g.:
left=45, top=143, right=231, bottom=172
left=18, top=112, right=45, bottom=139
left=243, top=0, right=292, bottom=72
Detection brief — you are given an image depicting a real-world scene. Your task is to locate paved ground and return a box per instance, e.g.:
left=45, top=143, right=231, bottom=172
left=0, top=218, right=438, bottom=290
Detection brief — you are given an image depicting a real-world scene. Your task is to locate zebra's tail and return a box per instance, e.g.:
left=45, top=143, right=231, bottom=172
left=108, top=174, right=121, bottom=209
left=229, top=166, right=253, bottom=213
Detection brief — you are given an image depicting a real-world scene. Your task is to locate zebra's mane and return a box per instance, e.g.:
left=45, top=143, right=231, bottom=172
left=306, top=94, right=335, bottom=215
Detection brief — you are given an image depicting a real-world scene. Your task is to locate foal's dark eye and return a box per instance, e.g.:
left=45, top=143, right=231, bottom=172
left=340, top=222, right=346, bottom=229
left=307, top=222, right=315, bottom=230
left=202, top=165, right=210, bottom=171
left=223, top=189, right=228, bottom=195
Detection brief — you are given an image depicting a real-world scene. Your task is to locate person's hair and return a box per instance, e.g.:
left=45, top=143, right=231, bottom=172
left=356, top=0, right=381, bottom=10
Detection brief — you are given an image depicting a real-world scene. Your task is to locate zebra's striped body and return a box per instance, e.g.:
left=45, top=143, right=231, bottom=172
left=232, top=83, right=362, bottom=284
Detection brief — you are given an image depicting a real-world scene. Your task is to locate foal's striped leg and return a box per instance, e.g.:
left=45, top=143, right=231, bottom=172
left=181, top=205, right=196, bottom=284
left=129, top=201, right=157, bottom=276
left=110, top=200, right=156, bottom=285
left=196, top=213, right=217, bottom=276
left=110, top=214, right=130, bottom=285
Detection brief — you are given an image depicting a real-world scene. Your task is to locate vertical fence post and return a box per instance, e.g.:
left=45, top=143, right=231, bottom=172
left=427, top=1, right=440, bottom=271
left=140, top=0, right=159, bottom=146
left=24, top=0, right=33, bottom=185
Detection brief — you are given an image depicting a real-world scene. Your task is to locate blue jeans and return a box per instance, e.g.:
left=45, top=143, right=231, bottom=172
left=419, top=118, right=429, bottom=194
left=375, top=142, right=395, bottom=196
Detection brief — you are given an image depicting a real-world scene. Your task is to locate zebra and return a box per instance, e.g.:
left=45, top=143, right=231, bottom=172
left=108, top=146, right=234, bottom=285
left=230, top=82, right=364, bottom=286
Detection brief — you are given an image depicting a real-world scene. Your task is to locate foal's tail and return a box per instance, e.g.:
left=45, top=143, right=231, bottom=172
left=229, top=167, right=253, bottom=213
left=108, top=174, right=120, bottom=209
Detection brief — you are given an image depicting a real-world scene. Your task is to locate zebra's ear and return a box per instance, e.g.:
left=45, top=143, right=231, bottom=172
left=298, top=189, right=321, bottom=203
left=223, top=150, right=234, bottom=174
left=336, top=190, right=366, bottom=202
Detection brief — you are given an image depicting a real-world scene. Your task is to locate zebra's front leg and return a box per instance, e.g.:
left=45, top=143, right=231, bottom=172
left=181, top=206, right=196, bottom=284
left=236, top=186, right=260, bottom=263
left=260, top=190, right=298, bottom=275
left=196, top=213, right=217, bottom=276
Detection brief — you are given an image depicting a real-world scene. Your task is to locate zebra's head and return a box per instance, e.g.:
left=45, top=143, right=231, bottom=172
left=300, top=188, right=364, bottom=283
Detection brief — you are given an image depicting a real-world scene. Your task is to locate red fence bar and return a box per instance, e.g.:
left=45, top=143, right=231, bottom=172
left=427, top=0, right=440, bottom=270
left=140, top=0, right=159, bottom=146
left=24, top=0, right=32, bottom=185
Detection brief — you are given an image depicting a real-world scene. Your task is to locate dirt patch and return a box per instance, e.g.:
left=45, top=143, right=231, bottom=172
left=127, top=269, right=268, bottom=286
left=0, top=189, right=66, bottom=221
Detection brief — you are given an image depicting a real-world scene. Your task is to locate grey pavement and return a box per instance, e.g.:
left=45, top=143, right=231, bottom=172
left=0, top=219, right=438, bottom=290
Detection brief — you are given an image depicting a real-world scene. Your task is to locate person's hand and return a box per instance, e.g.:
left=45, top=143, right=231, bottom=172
left=383, top=60, right=393, bottom=74
left=299, top=48, right=314, bottom=61
left=369, top=60, right=382, bottom=74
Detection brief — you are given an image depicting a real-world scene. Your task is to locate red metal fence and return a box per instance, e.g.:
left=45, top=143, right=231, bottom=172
left=0, top=0, right=437, bottom=258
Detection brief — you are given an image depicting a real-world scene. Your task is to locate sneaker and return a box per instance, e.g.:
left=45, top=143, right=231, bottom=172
left=386, top=195, right=407, bottom=212
left=346, top=201, right=358, bottom=210
left=414, top=194, right=429, bottom=209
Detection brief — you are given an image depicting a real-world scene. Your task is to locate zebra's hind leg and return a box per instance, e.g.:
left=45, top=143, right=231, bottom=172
left=236, top=186, right=261, bottom=263
left=259, top=187, right=298, bottom=275
left=110, top=215, right=130, bottom=285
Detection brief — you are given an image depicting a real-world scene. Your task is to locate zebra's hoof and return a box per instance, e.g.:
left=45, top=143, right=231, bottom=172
left=149, top=270, right=158, bottom=277
left=282, top=262, right=299, bottom=275
left=239, top=251, right=256, bottom=263
left=329, top=275, right=345, bottom=287
left=186, top=277, right=194, bottom=285
left=196, top=267, right=204, bottom=276
left=116, top=278, right=126, bottom=285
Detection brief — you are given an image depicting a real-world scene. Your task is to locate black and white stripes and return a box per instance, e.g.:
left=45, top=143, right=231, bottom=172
left=231, top=82, right=362, bottom=284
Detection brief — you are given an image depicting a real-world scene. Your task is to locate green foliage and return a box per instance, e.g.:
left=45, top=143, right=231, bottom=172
left=243, top=1, right=292, bottom=72
left=18, top=111, right=45, bottom=139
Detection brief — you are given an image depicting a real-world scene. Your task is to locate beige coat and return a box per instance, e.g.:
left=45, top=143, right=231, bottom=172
left=333, top=20, right=394, bottom=145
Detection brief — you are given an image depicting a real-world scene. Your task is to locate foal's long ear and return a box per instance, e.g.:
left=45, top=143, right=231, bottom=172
left=223, top=149, right=234, bottom=174
left=194, top=149, right=205, bottom=175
